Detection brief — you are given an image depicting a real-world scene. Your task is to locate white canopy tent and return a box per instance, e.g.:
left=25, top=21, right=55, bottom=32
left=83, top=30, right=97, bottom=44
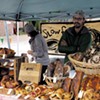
left=0, top=0, right=100, bottom=21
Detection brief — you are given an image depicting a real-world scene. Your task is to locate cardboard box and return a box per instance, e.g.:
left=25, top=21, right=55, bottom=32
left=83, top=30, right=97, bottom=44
left=18, top=63, right=42, bottom=84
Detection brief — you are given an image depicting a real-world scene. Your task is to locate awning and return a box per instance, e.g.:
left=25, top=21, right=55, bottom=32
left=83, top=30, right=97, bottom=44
left=0, top=0, right=100, bottom=21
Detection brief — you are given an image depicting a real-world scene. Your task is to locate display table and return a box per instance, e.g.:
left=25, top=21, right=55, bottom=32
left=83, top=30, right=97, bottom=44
left=0, top=94, right=17, bottom=100
left=0, top=56, right=25, bottom=81
left=0, top=94, right=33, bottom=100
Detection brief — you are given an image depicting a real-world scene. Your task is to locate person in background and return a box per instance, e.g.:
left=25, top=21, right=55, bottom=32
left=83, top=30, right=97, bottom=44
left=13, top=23, right=17, bottom=35
left=24, top=23, right=50, bottom=85
left=58, top=10, right=91, bottom=65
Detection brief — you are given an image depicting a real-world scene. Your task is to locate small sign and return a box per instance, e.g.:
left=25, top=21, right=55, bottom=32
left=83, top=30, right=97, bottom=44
left=16, top=94, right=22, bottom=99
left=69, top=71, right=76, bottom=79
left=53, top=77, right=57, bottom=83
left=3, top=62, right=8, bottom=66
left=35, top=97, right=41, bottom=100
left=78, top=90, right=84, bottom=98
left=2, top=54, right=6, bottom=59
left=24, top=95, right=30, bottom=99
left=7, top=89, right=13, bottom=94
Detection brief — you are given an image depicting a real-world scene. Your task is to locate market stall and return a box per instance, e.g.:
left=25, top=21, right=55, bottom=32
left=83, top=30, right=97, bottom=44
left=0, top=44, right=100, bottom=100
left=0, top=45, right=100, bottom=99
left=0, top=0, right=100, bottom=100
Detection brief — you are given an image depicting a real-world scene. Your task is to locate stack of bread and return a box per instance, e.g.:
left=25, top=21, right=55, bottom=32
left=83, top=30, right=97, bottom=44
left=71, top=39, right=100, bottom=64
left=79, top=75, right=100, bottom=100
left=0, top=75, right=20, bottom=88
left=0, top=71, right=100, bottom=99
left=44, top=59, right=71, bottom=89
left=0, top=48, right=15, bottom=58
left=62, top=70, right=100, bottom=100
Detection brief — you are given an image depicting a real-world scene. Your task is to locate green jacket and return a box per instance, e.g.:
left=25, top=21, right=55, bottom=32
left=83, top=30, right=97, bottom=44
left=58, top=26, right=92, bottom=63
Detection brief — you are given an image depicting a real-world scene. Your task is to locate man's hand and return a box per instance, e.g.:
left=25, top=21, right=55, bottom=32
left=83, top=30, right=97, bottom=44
left=27, top=50, right=33, bottom=55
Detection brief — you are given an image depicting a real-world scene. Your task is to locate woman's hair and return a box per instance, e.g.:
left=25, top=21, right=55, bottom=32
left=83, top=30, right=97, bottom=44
left=24, top=23, right=38, bottom=37
left=28, top=30, right=39, bottom=38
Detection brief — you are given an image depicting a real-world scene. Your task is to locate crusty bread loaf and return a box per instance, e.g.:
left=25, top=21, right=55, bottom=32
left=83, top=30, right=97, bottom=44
left=63, top=77, right=72, bottom=92
left=54, top=59, right=63, bottom=77
left=71, top=71, right=84, bottom=99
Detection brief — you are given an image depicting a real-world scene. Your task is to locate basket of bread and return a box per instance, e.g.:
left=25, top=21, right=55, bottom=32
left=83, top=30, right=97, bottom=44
left=79, top=75, right=100, bottom=100
left=43, top=59, right=71, bottom=89
left=64, top=70, right=100, bottom=100
left=68, top=42, right=100, bottom=75
left=0, top=48, right=15, bottom=58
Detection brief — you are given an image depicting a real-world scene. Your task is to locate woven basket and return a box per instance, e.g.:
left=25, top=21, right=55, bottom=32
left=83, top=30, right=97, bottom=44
left=68, top=54, right=100, bottom=75
left=43, top=73, right=67, bottom=89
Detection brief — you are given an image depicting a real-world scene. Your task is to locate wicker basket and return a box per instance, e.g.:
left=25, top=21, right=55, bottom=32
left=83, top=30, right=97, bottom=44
left=43, top=73, right=67, bottom=89
left=68, top=54, right=100, bottom=75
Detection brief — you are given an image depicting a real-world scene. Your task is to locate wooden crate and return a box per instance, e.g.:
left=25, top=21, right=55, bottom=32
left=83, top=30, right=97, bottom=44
left=18, top=63, right=42, bottom=84
left=0, top=56, right=25, bottom=81
left=13, top=56, right=25, bottom=81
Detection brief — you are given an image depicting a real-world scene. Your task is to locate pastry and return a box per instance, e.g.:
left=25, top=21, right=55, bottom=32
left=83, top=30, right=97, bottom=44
left=62, top=92, right=73, bottom=100
left=63, top=77, right=72, bottom=92
left=40, top=95, right=49, bottom=100
left=56, top=88, right=65, bottom=94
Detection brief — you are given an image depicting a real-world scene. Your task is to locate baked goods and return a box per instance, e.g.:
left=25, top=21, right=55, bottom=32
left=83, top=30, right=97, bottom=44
left=1, top=75, right=10, bottom=87
left=0, top=48, right=5, bottom=54
left=63, top=65, right=71, bottom=76
left=0, top=48, right=15, bottom=58
left=45, top=59, right=71, bottom=78
left=49, top=88, right=73, bottom=100
left=31, top=82, right=38, bottom=89
left=25, top=85, right=33, bottom=92
left=15, top=87, right=28, bottom=96
left=50, top=88, right=64, bottom=99
left=63, top=77, right=72, bottom=92
left=71, top=71, right=84, bottom=98
left=40, top=95, right=50, bottom=100
left=54, top=59, right=63, bottom=77
left=80, top=89, right=100, bottom=100
left=1, top=75, right=19, bottom=88
left=62, top=92, right=73, bottom=100
left=9, top=70, right=14, bottom=76
left=5, top=80, right=18, bottom=88
left=44, top=59, right=71, bottom=89
left=56, top=88, right=65, bottom=94
left=46, top=62, right=55, bottom=77
left=81, top=75, right=100, bottom=91
left=73, top=53, right=83, bottom=61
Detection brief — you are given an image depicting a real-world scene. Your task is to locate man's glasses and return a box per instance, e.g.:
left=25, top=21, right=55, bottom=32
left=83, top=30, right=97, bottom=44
left=73, top=17, right=83, bottom=21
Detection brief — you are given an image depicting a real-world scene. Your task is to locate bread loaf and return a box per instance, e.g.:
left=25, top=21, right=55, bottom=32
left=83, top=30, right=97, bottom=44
left=63, top=77, right=72, bottom=92
left=71, top=71, right=84, bottom=99
left=54, top=59, right=63, bottom=77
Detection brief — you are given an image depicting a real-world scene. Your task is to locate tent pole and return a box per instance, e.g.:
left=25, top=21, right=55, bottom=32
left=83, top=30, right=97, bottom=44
left=16, top=22, right=19, bottom=56
left=4, top=21, right=11, bottom=49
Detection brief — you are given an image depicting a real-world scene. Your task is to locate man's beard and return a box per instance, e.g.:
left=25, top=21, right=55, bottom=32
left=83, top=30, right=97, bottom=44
left=74, top=22, right=82, bottom=28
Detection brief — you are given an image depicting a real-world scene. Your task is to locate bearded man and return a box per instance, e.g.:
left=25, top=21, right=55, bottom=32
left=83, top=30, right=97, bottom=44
left=58, top=10, right=92, bottom=64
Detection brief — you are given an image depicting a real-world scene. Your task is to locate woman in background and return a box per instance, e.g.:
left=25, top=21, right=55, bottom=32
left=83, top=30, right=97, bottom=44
left=24, top=23, right=50, bottom=85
